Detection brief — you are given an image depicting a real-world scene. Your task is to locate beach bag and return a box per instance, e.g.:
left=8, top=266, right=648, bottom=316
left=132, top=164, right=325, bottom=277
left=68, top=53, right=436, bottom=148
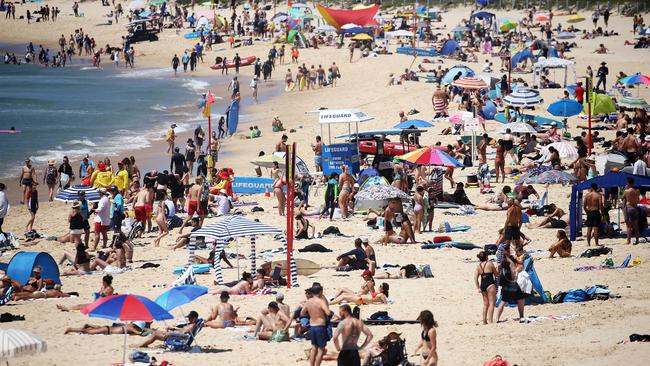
left=45, top=166, right=57, bottom=185
left=368, top=311, right=389, bottom=320
left=59, top=173, right=70, bottom=187
left=433, top=235, right=452, bottom=243
left=484, top=355, right=510, bottom=366
left=463, top=154, right=473, bottom=167
left=579, top=246, right=612, bottom=258
left=129, top=351, right=150, bottom=363
left=552, top=291, right=567, bottom=304
left=563, top=289, right=590, bottom=303
left=421, top=264, right=434, bottom=278
left=322, top=226, right=341, bottom=235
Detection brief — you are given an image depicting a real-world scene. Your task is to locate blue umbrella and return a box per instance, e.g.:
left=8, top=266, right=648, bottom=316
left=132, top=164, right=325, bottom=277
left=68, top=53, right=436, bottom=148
left=55, top=185, right=101, bottom=202
left=393, top=119, right=434, bottom=129
left=556, top=31, right=576, bottom=39
left=547, top=99, right=583, bottom=117
left=481, top=100, right=497, bottom=119
left=155, top=285, right=208, bottom=312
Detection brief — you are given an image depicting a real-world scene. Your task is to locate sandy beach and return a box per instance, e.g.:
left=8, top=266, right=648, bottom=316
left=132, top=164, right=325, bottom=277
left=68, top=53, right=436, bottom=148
left=1, top=1, right=650, bottom=365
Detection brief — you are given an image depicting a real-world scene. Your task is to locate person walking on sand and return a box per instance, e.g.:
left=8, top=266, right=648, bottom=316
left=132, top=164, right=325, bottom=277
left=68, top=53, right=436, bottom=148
left=474, top=251, right=497, bottom=324
left=271, top=161, right=285, bottom=216
left=0, top=183, right=8, bottom=236
left=414, top=310, right=438, bottom=366
left=332, top=304, right=373, bottom=366
left=181, top=51, right=189, bottom=72
left=25, top=183, right=39, bottom=233
left=301, top=284, right=331, bottom=366
left=311, top=136, right=323, bottom=172
left=92, top=188, right=111, bottom=250
left=584, top=183, right=603, bottom=246
left=179, top=176, right=204, bottom=234
left=623, top=176, right=640, bottom=245
left=172, top=54, right=179, bottom=75
left=44, top=160, right=59, bottom=202
left=166, top=123, right=176, bottom=154
left=18, top=159, right=36, bottom=205
left=503, top=199, right=523, bottom=249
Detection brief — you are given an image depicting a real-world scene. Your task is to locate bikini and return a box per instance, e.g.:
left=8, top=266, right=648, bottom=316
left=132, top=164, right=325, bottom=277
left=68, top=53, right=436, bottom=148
left=479, top=262, right=496, bottom=292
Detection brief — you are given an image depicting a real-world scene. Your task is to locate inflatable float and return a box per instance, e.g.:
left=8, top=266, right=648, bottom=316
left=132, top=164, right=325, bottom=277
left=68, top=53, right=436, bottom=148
left=210, top=55, right=256, bottom=70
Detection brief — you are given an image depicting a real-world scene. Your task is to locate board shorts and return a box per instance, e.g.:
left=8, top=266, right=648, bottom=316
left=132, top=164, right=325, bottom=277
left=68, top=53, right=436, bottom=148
left=550, top=219, right=567, bottom=229
left=21, top=178, right=33, bottom=187
left=504, top=225, right=521, bottom=241
left=585, top=210, right=601, bottom=227
left=144, top=203, right=153, bottom=217
left=134, top=206, right=147, bottom=223
left=94, top=222, right=109, bottom=234
left=310, top=325, right=331, bottom=348
left=626, top=207, right=639, bottom=222
left=188, top=200, right=204, bottom=217
left=70, top=229, right=84, bottom=235
left=337, top=349, right=361, bottom=366
left=222, top=320, right=234, bottom=328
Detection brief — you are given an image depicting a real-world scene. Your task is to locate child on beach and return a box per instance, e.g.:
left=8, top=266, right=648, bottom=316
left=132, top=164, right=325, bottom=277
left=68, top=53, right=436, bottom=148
left=26, top=183, right=39, bottom=232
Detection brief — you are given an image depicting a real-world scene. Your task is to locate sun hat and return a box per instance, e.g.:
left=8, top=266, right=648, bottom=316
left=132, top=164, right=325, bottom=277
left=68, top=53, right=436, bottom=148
left=72, top=200, right=81, bottom=208
left=48, top=159, right=56, bottom=165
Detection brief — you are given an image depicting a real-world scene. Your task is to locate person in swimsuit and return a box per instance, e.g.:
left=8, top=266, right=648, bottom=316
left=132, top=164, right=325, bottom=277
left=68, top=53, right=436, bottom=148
left=548, top=230, right=572, bottom=258
left=494, top=140, right=506, bottom=183
left=583, top=183, right=604, bottom=246
left=255, top=301, right=291, bottom=342
left=206, top=291, right=255, bottom=329
left=295, top=214, right=314, bottom=240
left=301, top=283, right=331, bottom=366
left=331, top=269, right=375, bottom=299
left=413, top=310, right=438, bottom=366
left=320, top=174, right=339, bottom=221
left=211, top=272, right=254, bottom=295
left=413, top=186, right=425, bottom=234
left=374, top=263, right=419, bottom=279
left=474, top=251, right=497, bottom=324
left=65, top=321, right=149, bottom=336
left=623, top=176, right=640, bottom=245
left=532, top=204, right=567, bottom=229
left=180, top=176, right=204, bottom=234
left=503, top=199, right=523, bottom=249
left=57, top=275, right=114, bottom=312
left=362, top=239, right=376, bottom=274
left=21, top=266, right=44, bottom=293
left=338, top=165, right=353, bottom=220
left=18, top=159, right=36, bottom=205
left=330, top=283, right=389, bottom=305
left=271, top=161, right=285, bottom=216
left=495, top=252, right=526, bottom=322
left=153, top=194, right=169, bottom=247
left=136, top=311, right=200, bottom=348
left=332, top=304, right=373, bottom=366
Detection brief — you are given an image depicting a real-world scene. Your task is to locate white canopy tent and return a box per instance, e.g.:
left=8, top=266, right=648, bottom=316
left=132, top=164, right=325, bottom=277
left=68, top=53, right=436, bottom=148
left=533, top=57, right=577, bottom=88
left=318, top=109, right=374, bottom=144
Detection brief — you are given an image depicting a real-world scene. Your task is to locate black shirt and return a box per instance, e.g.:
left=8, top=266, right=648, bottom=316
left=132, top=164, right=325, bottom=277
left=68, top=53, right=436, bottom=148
left=170, top=152, right=186, bottom=174
left=143, top=172, right=156, bottom=187
left=58, top=163, right=73, bottom=177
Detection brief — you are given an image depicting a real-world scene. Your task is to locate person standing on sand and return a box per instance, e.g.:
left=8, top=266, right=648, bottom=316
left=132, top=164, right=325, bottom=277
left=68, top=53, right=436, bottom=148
left=504, top=198, right=522, bottom=248
left=92, top=188, right=110, bottom=250
left=180, top=176, right=204, bottom=234
left=272, top=161, right=285, bottom=216
left=181, top=51, right=189, bottom=72
left=584, top=183, right=603, bottom=247
left=170, top=147, right=186, bottom=176
left=0, top=183, right=8, bottom=236
left=311, top=136, right=322, bottom=172
left=414, top=310, right=438, bottom=366
left=474, top=251, right=497, bottom=324
left=58, top=156, right=74, bottom=190
left=301, top=284, right=331, bottom=366
left=233, top=53, right=241, bottom=74
left=171, top=54, right=179, bottom=75
left=44, top=160, right=59, bottom=202
left=623, top=176, right=640, bottom=245
left=18, top=159, right=36, bottom=205
left=330, top=62, right=340, bottom=87
left=332, top=304, right=373, bottom=366
left=25, top=183, right=39, bottom=233
left=166, top=123, right=176, bottom=154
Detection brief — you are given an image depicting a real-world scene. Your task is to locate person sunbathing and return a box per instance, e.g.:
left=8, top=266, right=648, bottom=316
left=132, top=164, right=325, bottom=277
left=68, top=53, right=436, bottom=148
left=205, top=291, right=255, bottom=329
left=210, top=272, right=254, bottom=295
left=331, top=270, right=375, bottom=299
left=374, top=264, right=420, bottom=279
left=253, top=301, right=291, bottom=341
left=532, top=204, right=567, bottom=229
left=192, top=248, right=235, bottom=268
left=330, top=283, right=389, bottom=305
left=252, top=269, right=267, bottom=291
left=13, top=284, right=77, bottom=301
left=21, top=266, right=45, bottom=292
left=65, top=321, right=150, bottom=335
left=57, top=275, right=114, bottom=312
left=59, top=241, right=112, bottom=276
left=135, top=311, right=200, bottom=348
left=548, top=230, right=572, bottom=258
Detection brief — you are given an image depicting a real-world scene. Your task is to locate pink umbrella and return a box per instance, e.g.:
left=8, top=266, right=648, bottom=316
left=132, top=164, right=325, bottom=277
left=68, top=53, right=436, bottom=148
left=449, top=113, right=485, bottom=124
left=535, top=14, right=550, bottom=22
left=451, top=76, right=489, bottom=90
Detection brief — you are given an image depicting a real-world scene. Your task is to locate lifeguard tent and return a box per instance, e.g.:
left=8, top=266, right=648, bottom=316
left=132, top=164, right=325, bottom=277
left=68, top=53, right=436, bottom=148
left=0, top=252, right=61, bottom=285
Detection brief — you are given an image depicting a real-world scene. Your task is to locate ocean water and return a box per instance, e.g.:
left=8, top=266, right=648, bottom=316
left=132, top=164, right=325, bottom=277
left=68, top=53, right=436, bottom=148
left=0, top=63, right=212, bottom=178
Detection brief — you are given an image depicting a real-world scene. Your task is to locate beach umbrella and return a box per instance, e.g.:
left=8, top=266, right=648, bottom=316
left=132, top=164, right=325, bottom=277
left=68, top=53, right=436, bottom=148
left=155, top=285, right=208, bottom=312
left=618, top=96, right=648, bottom=108
left=291, top=2, right=308, bottom=8
left=352, top=33, right=372, bottom=41
left=500, top=20, right=517, bottom=32
left=191, top=215, right=281, bottom=243
left=540, top=141, right=579, bottom=160
left=316, top=24, right=336, bottom=32
left=449, top=112, right=485, bottom=124
left=515, top=169, right=578, bottom=185
left=127, top=0, right=146, bottom=10
left=341, top=23, right=361, bottom=29
left=55, top=184, right=101, bottom=203
left=355, top=185, right=409, bottom=210
left=500, top=122, right=536, bottom=134
left=195, top=10, right=215, bottom=20
left=567, top=14, right=585, bottom=23
left=451, top=76, right=489, bottom=90
left=441, top=65, right=474, bottom=85
left=451, top=26, right=470, bottom=32
left=535, top=15, right=550, bottom=22
left=394, top=119, right=433, bottom=129
left=547, top=99, right=583, bottom=117
left=0, top=329, right=47, bottom=362
left=359, top=175, right=389, bottom=190
left=503, top=87, right=544, bottom=107
left=397, top=147, right=463, bottom=167
left=556, top=32, right=576, bottom=39
left=619, top=73, right=650, bottom=85
left=482, top=100, right=498, bottom=119
left=583, top=93, right=616, bottom=116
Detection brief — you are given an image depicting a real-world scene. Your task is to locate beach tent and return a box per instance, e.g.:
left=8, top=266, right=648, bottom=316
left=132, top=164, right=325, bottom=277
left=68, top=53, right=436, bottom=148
left=288, top=29, right=308, bottom=47
left=469, top=11, right=497, bottom=33
left=439, top=39, right=461, bottom=56
left=511, top=49, right=534, bottom=68
left=316, top=4, right=379, bottom=29
left=0, top=252, right=60, bottom=286
left=496, top=257, right=547, bottom=306
left=357, top=168, right=379, bottom=185
left=569, top=172, right=650, bottom=240
left=339, top=27, right=370, bottom=35
left=583, top=93, right=616, bottom=116
left=441, top=65, right=474, bottom=85
left=533, top=57, right=577, bottom=88
left=360, top=175, right=389, bottom=190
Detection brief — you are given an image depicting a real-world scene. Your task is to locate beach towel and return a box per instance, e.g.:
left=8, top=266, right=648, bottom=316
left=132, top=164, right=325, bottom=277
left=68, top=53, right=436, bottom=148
left=442, top=222, right=471, bottom=232
left=501, top=314, right=577, bottom=323
left=484, top=355, right=510, bottom=366
left=298, top=243, right=332, bottom=253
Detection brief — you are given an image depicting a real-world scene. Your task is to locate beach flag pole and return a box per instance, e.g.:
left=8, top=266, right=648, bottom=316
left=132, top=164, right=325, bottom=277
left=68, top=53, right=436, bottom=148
left=586, top=76, right=593, bottom=154
left=204, top=90, right=215, bottom=152
left=285, top=143, right=297, bottom=288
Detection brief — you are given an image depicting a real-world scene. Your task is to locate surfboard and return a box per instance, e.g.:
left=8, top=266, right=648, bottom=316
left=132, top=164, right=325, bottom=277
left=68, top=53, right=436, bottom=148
left=299, top=76, right=306, bottom=91
left=262, top=258, right=321, bottom=276
left=0, top=130, right=21, bottom=133
left=173, top=264, right=211, bottom=274
left=285, top=82, right=295, bottom=92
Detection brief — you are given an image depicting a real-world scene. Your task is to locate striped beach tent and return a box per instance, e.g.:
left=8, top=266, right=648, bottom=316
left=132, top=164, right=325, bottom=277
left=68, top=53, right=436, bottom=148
left=451, top=76, right=489, bottom=90
left=55, top=185, right=101, bottom=202
left=0, top=329, right=47, bottom=360
left=503, top=87, right=544, bottom=107
left=189, top=216, right=282, bottom=285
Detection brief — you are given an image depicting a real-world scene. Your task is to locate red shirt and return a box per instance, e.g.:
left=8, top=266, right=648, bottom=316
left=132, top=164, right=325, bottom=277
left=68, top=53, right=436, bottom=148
left=575, top=86, right=585, bottom=103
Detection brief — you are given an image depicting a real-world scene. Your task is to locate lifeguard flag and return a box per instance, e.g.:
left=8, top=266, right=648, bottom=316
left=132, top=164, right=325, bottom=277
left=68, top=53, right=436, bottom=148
left=203, top=90, right=215, bottom=118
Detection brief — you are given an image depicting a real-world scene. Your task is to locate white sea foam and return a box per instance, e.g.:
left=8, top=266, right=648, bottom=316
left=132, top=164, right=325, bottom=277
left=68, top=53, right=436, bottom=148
left=150, top=104, right=168, bottom=111
left=181, top=79, right=210, bottom=92
left=65, top=139, right=98, bottom=147
left=112, top=68, right=170, bottom=79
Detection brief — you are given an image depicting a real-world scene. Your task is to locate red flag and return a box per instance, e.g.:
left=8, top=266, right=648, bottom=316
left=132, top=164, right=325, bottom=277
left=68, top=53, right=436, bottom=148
left=203, top=90, right=215, bottom=118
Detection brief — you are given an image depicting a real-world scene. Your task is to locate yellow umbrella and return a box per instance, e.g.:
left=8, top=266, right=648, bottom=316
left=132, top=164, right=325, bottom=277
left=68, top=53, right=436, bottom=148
left=567, top=15, right=585, bottom=23
left=352, top=33, right=372, bottom=41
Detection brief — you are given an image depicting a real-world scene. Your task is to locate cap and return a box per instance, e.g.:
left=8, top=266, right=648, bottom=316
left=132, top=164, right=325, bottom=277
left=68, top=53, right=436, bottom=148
left=550, top=121, right=557, bottom=126
left=645, top=135, right=650, bottom=142
left=110, top=185, right=119, bottom=192
left=117, top=161, right=124, bottom=166
left=32, top=266, right=41, bottom=273
left=48, top=159, right=56, bottom=165
left=171, top=123, right=177, bottom=128
left=387, top=325, right=402, bottom=335
left=72, top=200, right=81, bottom=208
left=275, top=292, right=284, bottom=301
left=577, top=81, right=583, bottom=85
left=132, top=321, right=146, bottom=330
left=353, top=183, right=360, bottom=188
left=456, top=137, right=463, bottom=141
left=99, top=188, right=109, bottom=195
left=98, top=163, right=107, bottom=171
left=601, top=61, right=606, bottom=65
left=219, top=188, right=227, bottom=194
left=361, top=237, right=369, bottom=244
left=361, top=269, right=373, bottom=277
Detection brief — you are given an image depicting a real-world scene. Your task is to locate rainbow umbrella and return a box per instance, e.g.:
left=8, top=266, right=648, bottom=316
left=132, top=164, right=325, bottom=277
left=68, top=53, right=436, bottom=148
left=397, top=147, right=463, bottom=167
left=81, top=294, right=173, bottom=364
left=451, top=76, right=489, bottom=90
left=619, top=73, right=650, bottom=85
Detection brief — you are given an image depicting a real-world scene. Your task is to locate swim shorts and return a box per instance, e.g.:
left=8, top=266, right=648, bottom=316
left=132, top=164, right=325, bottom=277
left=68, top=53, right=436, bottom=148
left=626, top=207, right=639, bottom=222
left=310, top=325, right=331, bottom=348
left=94, top=222, right=109, bottom=234
left=134, top=206, right=147, bottom=223
left=21, top=178, right=33, bottom=187
left=188, top=200, right=200, bottom=217
left=337, top=349, right=361, bottom=366
left=222, top=320, right=234, bottom=328
left=585, top=210, right=601, bottom=227
left=503, top=225, right=521, bottom=241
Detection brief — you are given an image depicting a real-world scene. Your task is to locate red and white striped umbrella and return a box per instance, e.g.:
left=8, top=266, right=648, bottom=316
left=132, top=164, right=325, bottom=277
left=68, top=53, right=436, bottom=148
left=451, top=76, right=489, bottom=90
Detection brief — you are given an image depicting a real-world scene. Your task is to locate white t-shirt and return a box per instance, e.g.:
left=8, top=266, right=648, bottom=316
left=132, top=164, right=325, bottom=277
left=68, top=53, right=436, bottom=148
left=214, top=195, right=231, bottom=216
left=633, top=160, right=647, bottom=176
left=164, top=199, right=176, bottom=219
left=94, top=195, right=111, bottom=225
left=0, top=191, right=8, bottom=218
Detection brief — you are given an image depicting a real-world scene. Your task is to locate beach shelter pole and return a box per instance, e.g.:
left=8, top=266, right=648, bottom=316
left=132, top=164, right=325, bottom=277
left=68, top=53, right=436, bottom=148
left=285, top=143, right=296, bottom=288
left=250, top=236, right=257, bottom=273
left=586, top=76, right=593, bottom=154
left=213, top=240, right=224, bottom=285
left=207, top=115, right=212, bottom=152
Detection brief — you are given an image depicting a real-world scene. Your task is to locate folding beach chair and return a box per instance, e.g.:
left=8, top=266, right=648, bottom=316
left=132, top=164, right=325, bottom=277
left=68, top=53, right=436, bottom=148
left=165, top=318, right=204, bottom=351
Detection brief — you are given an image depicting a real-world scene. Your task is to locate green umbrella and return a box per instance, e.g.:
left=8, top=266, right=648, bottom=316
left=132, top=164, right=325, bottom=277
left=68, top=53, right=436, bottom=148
left=582, top=93, right=616, bottom=116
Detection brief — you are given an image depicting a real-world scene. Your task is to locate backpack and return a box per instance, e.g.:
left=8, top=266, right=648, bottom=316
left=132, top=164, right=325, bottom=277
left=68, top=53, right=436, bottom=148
left=579, top=246, right=612, bottom=258
left=562, top=289, right=590, bottom=303
left=45, top=166, right=57, bottom=185
left=322, top=226, right=341, bottom=236
left=380, top=338, right=407, bottom=366
left=484, top=244, right=498, bottom=256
